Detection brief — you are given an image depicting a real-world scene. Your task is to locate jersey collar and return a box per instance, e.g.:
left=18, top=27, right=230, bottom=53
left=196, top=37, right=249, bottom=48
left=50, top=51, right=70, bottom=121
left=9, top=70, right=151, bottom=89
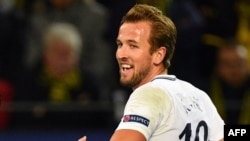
left=151, top=75, right=177, bottom=82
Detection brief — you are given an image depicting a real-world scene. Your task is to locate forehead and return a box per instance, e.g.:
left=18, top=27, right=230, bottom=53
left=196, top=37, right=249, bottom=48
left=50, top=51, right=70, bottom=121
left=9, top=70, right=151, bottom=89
left=219, top=47, right=239, bottom=58
left=218, top=48, right=248, bottom=64
left=118, top=21, right=151, bottom=42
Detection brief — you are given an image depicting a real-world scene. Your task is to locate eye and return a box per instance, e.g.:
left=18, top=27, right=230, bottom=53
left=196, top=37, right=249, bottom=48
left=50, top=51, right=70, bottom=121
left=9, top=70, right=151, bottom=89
left=117, top=41, right=122, bottom=48
left=129, top=44, right=138, bottom=49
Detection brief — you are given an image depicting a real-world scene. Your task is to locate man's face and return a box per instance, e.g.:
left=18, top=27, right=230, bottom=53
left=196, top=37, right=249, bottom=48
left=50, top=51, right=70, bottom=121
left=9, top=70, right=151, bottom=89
left=217, top=47, right=248, bottom=87
left=44, top=40, right=77, bottom=77
left=116, top=21, right=154, bottom=89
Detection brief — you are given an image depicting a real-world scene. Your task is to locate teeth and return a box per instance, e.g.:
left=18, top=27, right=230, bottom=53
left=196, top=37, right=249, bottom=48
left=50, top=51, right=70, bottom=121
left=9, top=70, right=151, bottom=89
left=121, top=64, right=132, bottom=69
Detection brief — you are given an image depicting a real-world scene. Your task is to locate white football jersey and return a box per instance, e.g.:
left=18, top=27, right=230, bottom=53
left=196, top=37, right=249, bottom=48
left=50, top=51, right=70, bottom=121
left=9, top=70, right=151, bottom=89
left=116, top=75, right=224, bottom=141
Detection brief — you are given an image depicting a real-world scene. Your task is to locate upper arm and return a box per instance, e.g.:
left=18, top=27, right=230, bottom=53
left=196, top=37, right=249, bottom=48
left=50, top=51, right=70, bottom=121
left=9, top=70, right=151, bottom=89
left=110, top=129, right=146, bottom=141
left=113, top=84, right=171, bottom=140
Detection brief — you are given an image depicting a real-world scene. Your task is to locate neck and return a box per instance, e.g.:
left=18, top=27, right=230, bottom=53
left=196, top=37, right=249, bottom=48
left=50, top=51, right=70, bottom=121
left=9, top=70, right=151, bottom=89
left=132, top=68, right=167, bottom=90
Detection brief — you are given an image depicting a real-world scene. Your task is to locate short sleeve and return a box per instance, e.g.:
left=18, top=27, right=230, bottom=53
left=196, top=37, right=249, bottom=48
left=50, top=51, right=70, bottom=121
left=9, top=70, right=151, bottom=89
left=116, top=83, right=172, bottom=140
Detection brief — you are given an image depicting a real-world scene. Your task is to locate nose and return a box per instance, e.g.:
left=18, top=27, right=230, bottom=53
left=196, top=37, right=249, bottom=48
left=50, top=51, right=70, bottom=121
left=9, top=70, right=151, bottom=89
left=116, top=45, right=129, bottom=60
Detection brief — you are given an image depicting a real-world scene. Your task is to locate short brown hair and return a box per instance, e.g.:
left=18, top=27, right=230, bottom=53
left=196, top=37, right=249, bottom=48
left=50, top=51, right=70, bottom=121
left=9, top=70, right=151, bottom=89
left=120, top=4, right=177, bottom=68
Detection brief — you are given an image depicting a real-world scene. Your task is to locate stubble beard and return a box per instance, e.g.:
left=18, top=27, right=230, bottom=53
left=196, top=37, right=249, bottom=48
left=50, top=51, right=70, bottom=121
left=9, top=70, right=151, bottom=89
left=120, top=65, right=150, bottom=89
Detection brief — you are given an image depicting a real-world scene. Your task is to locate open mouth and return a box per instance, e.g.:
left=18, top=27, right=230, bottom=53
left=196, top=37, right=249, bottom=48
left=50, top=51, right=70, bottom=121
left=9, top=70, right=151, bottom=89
left=122, top=64, right=132, bottom=71
left=120, top=64, right=134, bottom=74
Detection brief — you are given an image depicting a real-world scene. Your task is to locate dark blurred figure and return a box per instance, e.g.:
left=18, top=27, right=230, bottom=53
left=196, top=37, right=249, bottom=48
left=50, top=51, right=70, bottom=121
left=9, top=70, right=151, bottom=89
left=236, top=0, right=250, bottom=70
left=0, top=0, right=27, bottom=86
left=196, top=0, right=239, bottom=79
left=208, top=39, right=250, bottom=124
left=0, top=0, right=27, bottom=131
left=196, top=0, right=238, bottom=37
left=168, top=0, right=205, bottom=86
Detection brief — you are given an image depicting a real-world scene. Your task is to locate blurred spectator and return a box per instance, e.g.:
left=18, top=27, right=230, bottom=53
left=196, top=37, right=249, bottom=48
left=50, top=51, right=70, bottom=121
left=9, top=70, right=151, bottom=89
left=23, top=0, right=113, bottom=100
left=15, top=22, right=101, bottom=103
left=11, top=22, right=104, bottom=129
left=168, top=0, right=205, bottom=86
left=0, top=1, right=26, bottom=129
left=0, top=0, right=27, bottom=85
left=236, top=0, right=250, bottom=70
left=207, top=39, right=250, bottom=124
left=197, top=0, right=239, bottom=79
left=197, top=0, right=238, bottom=37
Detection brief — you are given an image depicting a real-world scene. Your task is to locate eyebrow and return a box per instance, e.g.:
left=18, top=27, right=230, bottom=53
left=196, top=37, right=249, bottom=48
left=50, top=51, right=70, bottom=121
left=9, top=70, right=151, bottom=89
left=116, top=39, right=138, bottom=44
left=127, top=40, right=137, bottom=44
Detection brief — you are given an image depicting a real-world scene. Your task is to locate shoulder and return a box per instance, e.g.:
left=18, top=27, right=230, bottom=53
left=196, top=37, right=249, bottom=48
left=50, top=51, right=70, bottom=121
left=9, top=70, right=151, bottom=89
left=133, top=83, right=167, bottom=99
left=128, top=82, right=172, bottom=110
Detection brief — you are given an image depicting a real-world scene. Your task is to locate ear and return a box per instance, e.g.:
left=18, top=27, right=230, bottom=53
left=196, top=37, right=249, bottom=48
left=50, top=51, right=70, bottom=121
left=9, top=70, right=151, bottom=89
left=153, top=46, right=166, bottom=65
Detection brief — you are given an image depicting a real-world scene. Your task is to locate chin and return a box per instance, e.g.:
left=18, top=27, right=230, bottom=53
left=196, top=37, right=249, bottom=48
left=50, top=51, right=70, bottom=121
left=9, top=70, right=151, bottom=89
left=120, top=79, right=130, bottom=86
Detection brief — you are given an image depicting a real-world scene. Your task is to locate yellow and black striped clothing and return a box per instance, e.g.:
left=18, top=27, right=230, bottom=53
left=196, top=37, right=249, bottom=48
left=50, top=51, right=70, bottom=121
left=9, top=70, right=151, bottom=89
left=209, top=75, right=250, bottom=124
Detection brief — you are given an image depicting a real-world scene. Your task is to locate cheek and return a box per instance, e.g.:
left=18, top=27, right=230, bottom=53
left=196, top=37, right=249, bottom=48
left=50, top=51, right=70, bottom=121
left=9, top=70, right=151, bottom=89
left=218, top=66, right=230, bottom=76
left=136, top=54, right=153, bottom=68
left=45, top=54, right=56, bottom=66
